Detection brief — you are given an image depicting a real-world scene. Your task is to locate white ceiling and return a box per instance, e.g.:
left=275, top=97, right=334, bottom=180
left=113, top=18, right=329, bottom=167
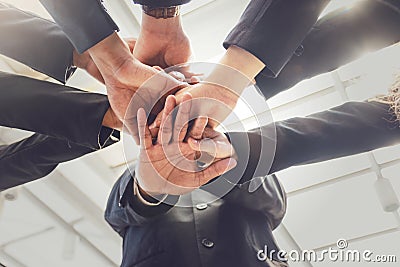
left=0, top=0, right=399, bottom=266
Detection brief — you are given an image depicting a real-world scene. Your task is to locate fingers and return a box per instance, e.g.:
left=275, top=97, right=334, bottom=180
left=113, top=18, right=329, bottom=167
left=188, top=137, right=234, bottom=159
left=189, top=116, right=208, bottom=139
left=173, top=93, right=192, bottom=142
left=137, top=108, right=152, bottom=150
left=159, top=95, right=176, bottom=145
left=169, top=71, right=186, bottom=82
left=196, top=158, right=237, bottom=185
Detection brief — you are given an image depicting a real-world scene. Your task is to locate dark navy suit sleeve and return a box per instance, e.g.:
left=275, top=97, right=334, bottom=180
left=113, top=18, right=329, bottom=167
left=39, top=0, right=119, bottom=53
left=0, top=73, right=120, bottom=191
left=224, top=0, right=330, bottom=78
left=0, top=134, right=91, bottom=191
left=0, top=71, right=119, bottom=150
left=105, top=169, right=179, bottom=236
left=0, top=2, right=76, bottom=83
left=254, top=0, right=400, bottom=99
left=226, top=101, right=400, bottom=186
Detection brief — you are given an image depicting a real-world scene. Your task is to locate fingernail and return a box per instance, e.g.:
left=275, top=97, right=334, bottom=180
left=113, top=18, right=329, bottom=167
left=228, top=159, right=237, bottom=168
left=190, top=138, right=199, bottom=144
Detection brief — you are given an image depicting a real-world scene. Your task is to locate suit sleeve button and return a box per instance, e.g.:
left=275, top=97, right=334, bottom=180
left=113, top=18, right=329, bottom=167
left=201, top=238, right=214, bottom=248
left=196, top=203, right=208, bottom=210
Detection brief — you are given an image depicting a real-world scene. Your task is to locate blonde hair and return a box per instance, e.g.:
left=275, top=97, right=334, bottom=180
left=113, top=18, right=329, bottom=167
left=372, top=72, right=400, bottom=121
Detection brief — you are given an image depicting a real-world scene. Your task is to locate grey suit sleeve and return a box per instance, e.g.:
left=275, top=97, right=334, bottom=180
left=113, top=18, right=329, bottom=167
left=0, top=2, right=76, bottom=83
left=39, top=0, right=119, bottom=53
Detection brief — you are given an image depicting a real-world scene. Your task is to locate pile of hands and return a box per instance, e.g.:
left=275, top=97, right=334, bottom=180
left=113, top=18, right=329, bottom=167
left=73, top=19, right=241, bottom=198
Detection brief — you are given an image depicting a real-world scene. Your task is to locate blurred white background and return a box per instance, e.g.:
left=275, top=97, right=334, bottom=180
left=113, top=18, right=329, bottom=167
left=0, top=0, right=399, bottom=266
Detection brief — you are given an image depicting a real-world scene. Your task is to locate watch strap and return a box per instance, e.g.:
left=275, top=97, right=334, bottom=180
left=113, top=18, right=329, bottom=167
left=142, top=5, right=181, bottom=19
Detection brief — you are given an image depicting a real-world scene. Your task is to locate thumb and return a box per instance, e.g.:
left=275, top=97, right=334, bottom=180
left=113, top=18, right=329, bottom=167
left=188, top=138, right=234, bottom=159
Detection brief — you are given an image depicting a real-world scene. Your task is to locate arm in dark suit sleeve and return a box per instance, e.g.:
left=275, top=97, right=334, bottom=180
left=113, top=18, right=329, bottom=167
left=224, top=0, right=330, bottom=78
left=0, top=3, right=76, bottom=83
left=0, top=71, right=119, bottom=150
left=105, top=169, right=179, bottom=236
left=38, top=0, right=119, bottom=53
left=254, top=0, right=400, bottom=99
left=0, top=133, right=111, bottom=191
left=225, top=101, right=400, bottom=186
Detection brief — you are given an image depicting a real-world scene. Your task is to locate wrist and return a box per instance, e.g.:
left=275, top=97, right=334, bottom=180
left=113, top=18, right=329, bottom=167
left=88, top=32, right=133, bottom=71
left=133, top=175, right=168, bottom=206
left=220, top=45, right=265, bottom=81
left=102, top=108, right=122, bottom=130
left=141, top=12, right=184, bottom=37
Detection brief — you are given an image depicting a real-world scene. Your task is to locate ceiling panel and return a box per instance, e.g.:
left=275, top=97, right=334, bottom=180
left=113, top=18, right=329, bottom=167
left=0, top=191, right=56, bottom=246
left=278, top=154, right=371, bottom=194
left=4, top=228, right=114, bottom=267
left=283, top=172, right=398, bottom=250
left=373, top=144, right=400, bottom=165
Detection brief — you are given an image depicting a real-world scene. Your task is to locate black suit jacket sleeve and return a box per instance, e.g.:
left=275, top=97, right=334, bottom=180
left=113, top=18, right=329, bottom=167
left=0, top=134, right=92, bottom=191
left=0, top=71, right=119, bottom=150
left=0, top=3, right=76, bottom=83
left=225, top=101, right=400, bottom=186
left=254, top=0, right=400, bottom=99
left=0, top=73, right=120, bottom=191
left=39, top=0, right=119, bottom=53
left=105, top=169, right=180, bottom=236
left=224, top=0, right=330, bottom=78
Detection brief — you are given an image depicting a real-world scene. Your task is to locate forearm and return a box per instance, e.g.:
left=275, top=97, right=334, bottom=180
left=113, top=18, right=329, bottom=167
left=141, top=12, right=183, bottom=35
left=0, top=3, right=76, bottom=83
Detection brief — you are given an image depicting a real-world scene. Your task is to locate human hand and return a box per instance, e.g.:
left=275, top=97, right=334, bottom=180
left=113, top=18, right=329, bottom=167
left=87, top=33, right=185, bottom=141
left=150, top=46, right=266, bottom=133
left=134, top=13, right=192, bottom=68
left=135, top=93, right=237, bottom=196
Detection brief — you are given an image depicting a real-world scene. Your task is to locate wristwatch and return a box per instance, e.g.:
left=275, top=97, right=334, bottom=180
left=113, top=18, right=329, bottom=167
left=142, top=5, right=181, bottom=19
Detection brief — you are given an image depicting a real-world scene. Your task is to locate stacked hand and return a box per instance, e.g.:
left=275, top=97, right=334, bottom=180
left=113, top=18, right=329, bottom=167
left=135, top=93, right=237, bottom=196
